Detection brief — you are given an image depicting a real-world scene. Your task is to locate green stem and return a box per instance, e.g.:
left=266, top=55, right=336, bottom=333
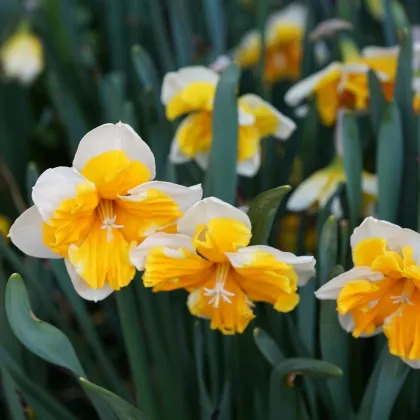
left=115, top=285, right=158, bottom=419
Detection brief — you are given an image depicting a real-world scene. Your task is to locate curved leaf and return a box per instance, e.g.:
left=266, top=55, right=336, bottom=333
left=247, top=185, right=291, bottom=245
left=80, top=378, right=149, bottom=420
left=253, top=328, right=284, bottom=367
left=5, top=274, right=85, bottom=377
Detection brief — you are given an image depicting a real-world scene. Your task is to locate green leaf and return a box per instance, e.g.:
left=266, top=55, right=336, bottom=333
left=253, top=328, right=284, bottom=367
left=80, top=378, right=149, bottom=420
left=368, top=70, right=387, bottom=135
left=342, top=112, right=362, bottom=229
left=1, top=368, right=26, bottom=420
left=376, top=101, right=403, bottom=223
left=0, top=346, right=76, bottom=420
left=247, top=185, right=291, bottom=245
left=49, top=260, right=128, bottom=400
left=358, top=348, right=410, bottom=420
left=204, top=64, right=240, bottom=204
left=319, top=220, right=352, bottom=420
left=395, top=28, right=418, bottom=229
left=5, top=273, right=85, bottom=376
left=167, top=0, right=193, bottom=67
left=193, top=323, right=214, bottom=418
left=269, top=358, right=342, bottom=420
left=100, top=73, right=126, bottom=123
left=202, top=0, right=226, bottom=60
left=115, top=285, right=158, bottom=417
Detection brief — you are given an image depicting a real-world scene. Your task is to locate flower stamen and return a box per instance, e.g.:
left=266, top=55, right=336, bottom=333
left=204, top=263, right=235, bottom=308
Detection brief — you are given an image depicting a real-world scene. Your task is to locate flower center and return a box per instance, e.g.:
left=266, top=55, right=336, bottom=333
left=204, top=263, right=235, bottom=308
left=98, top=200, right=123, bottom=242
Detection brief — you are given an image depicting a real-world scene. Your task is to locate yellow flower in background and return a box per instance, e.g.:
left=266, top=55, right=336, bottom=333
left=235, top=3, right=307, bottom=83
left=285, top=46, right=397, bottom=126
left=131, top=197, right=315, bottom=334
left=0, top=215, right=10, bottom=239
left=1, top=24, right=43, bottom=85
left=287, top=157, right=377, bottom=216
left=9, top=122, right=202, bottom=301
left=316, top=217, right=420, bottom=368
left=162, top=66, right=296, bottom=176
left=285, top=62, right=387, bottom=126
left=277, top=214, right=316, bottom=254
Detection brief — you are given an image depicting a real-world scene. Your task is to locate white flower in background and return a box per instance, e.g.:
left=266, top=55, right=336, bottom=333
left=162, top=66, right=296, bottom=177
left=1, top=24, right=44, bottom=85
left=8, top=122, right=202, bottom=301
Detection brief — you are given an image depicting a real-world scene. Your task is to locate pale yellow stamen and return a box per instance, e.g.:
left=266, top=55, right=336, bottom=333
left=97, top=200, right=123, bottom=242
left=203, top=263, right=235, bottom=308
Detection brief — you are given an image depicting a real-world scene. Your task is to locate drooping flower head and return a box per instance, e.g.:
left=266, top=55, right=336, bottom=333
left=162, top=66, right=296, bottom=176
left=9, top=123, right=202, bottom=301
left=287, top=156, right=377, bottom=216
left=235, top=3, right=307, bottom=83
left=316, top=217, right=420, bottom=368
left=1, top=22, right=44, bottom=85
left=131, top=197, right=315, bottom=334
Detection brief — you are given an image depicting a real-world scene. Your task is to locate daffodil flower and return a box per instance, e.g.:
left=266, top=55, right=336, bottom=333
left=287, top=157, right=377, bottom=216
left=1, top=25, right=43, bottom=85
left=162, top=67, right=296, bottom=176
left=235, top=3, right=307, bottom=83
left=9, top=122, right=202, bottom=301
left=316, top=217, right=420, bottom=368
left=131, top=197, right=315, bottom=334
left=285, top=61, right=391, bottom=126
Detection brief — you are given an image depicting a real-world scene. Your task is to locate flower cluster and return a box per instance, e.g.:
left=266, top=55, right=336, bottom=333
left=9, top=122, right=315, bottom=334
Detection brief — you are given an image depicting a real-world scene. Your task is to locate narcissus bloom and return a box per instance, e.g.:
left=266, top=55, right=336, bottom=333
left=1, top=27, right=43, bottom=85
left=285, top=61, right=391, bottom=126
left=131, top=197, right=315, bottom=334
left=285, top=45, right=398, bottom=126
left=235, top=3, right=307, bottom=83
left=316, top=217, right=420, bottom=368
left=287, top=157, right=377, bottom=215
left=162, top=66, right=296, bottom=176
left=9, top=123, right=202, bottom=301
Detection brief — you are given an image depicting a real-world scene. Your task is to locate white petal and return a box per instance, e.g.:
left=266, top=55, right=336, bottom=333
left=125, top=181, right=203, bottom=212
left=239, top=94, right=296, bottom=139
left=402, top=359, right=420, bottom=369
left=286, top=172, right=329, bottom=211
left=362, top=45, right=399, bottom=59
left=337, top=313, right=382, bottom=337
left=238, top=108, right=256, bottom=126
left=73, top=122, right=156, bottom=180
left=331, top=197, right=343, bottom=219
left=210, top=55, right=233, bottom=72
left=226, top=245, right=316, bottom=286
left=237, top=152, right=261, bottom=177
left=178, top=197, right=252, bottom=237
left=161, top=66, right=219, bottom=105
left=350, top=217, right=420, bottom=263
left=362, top=172, right=377, bottom=196
left=194, top=152, right=210, bottom=171
left=266, top=3, right=307, bottom=39
left=130, top=232, right=196, bottom=270
left=315, top=266, right=384, bottom=300
left=32, top=166, right=93, bottom=222
left=8, top=206, right=61, bottom=259
left=285, top=62, right=342, bottom=107
left=64, top=259, right=114, bottom=302
left=170, top=129, right=192, bottom=164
